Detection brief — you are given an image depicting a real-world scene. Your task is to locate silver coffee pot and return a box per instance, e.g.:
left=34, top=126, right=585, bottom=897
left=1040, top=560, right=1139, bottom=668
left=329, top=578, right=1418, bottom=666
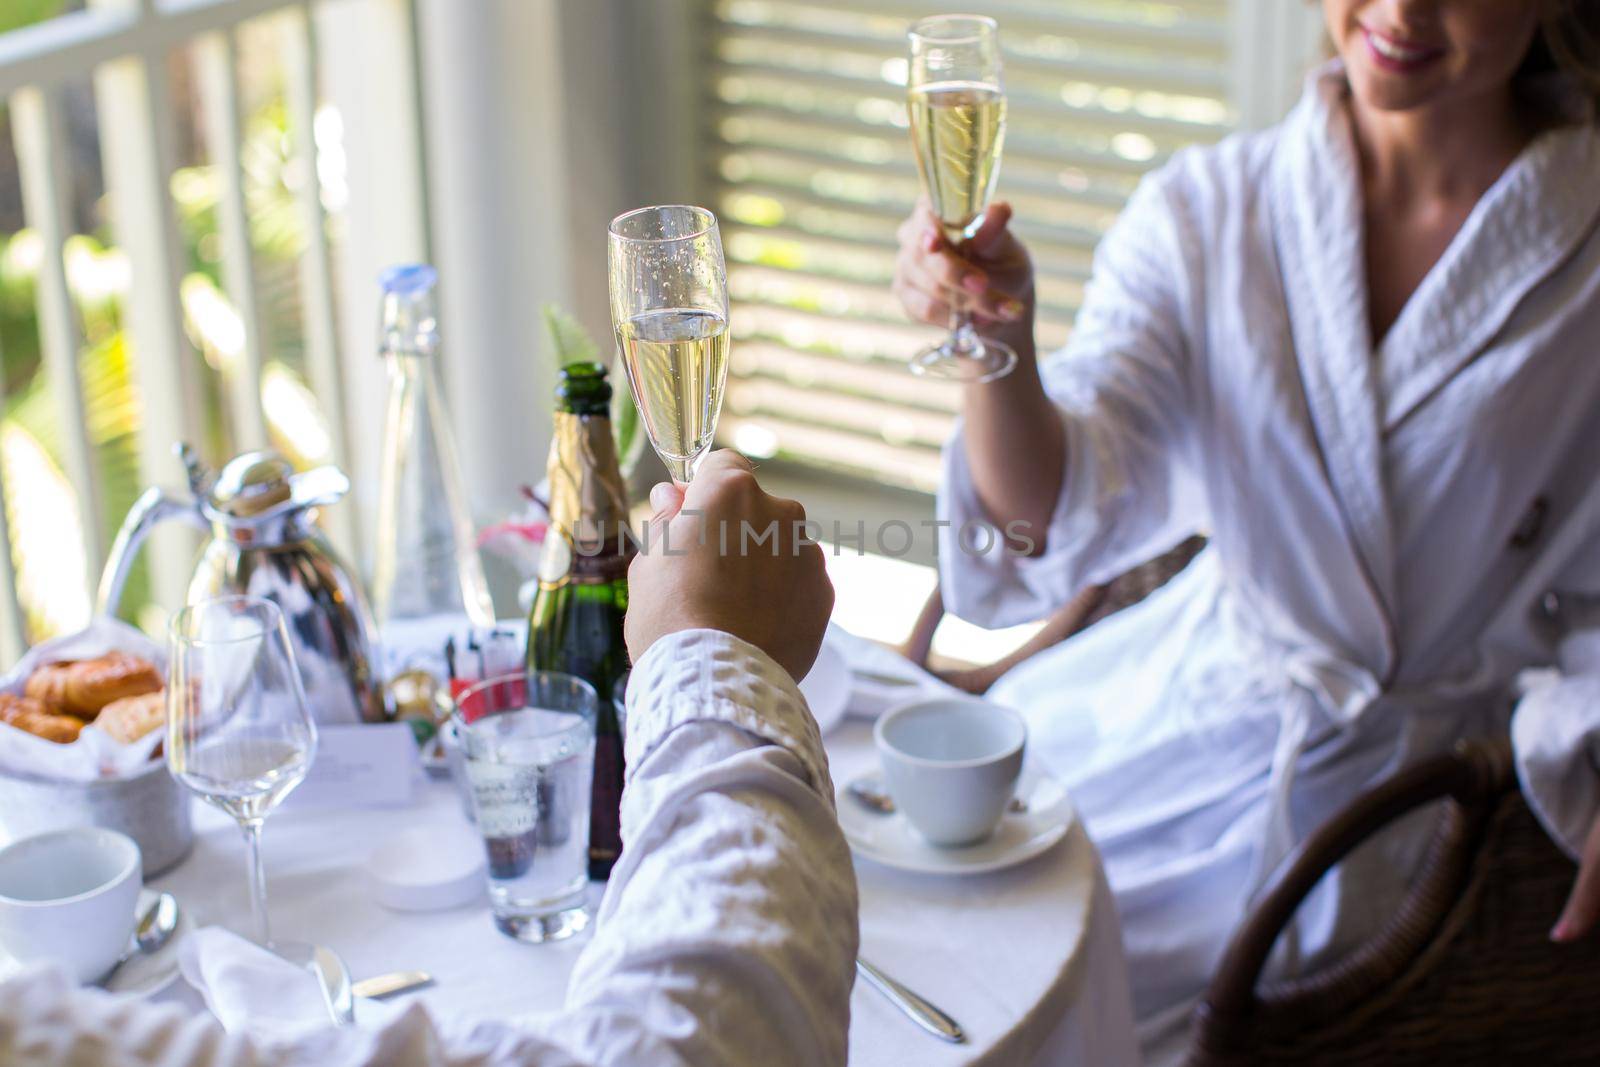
left=97, top=444, right=385, bottom=725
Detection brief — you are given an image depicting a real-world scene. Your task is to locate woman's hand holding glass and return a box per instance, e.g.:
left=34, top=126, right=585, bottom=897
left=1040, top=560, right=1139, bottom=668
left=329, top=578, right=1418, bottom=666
left=893, top=199, right=1036, bottom=363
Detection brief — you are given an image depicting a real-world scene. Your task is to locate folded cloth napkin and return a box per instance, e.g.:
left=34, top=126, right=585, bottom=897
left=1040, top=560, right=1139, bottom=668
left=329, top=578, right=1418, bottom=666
left=178, top=927, right=399, bottom=1042
left=826, top=624, right=963, bottom=720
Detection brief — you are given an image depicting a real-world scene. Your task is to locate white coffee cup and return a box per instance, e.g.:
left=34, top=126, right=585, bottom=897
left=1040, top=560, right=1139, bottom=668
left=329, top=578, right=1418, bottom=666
left=875, top=697, right=1026, bottom=847
left=0, top=827, right=142, bottom=982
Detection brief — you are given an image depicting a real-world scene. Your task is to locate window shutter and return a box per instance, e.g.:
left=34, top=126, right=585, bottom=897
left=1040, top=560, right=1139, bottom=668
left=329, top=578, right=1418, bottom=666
left=705, top=0, right=1237, bottom=492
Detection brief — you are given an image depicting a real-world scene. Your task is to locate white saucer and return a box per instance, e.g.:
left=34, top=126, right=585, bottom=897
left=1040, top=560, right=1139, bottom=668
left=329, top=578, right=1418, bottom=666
left=0, top=888, right=192, bottom=996
left=368, top=824, right=486, bottom=912
left=799, top=639, right=850, bottom=736
left=837, top=766, right=1075, bottom=876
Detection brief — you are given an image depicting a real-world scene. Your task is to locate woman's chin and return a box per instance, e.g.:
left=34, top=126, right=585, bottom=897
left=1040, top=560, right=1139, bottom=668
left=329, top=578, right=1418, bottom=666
left=1344, top=59, right=1453, bottom=114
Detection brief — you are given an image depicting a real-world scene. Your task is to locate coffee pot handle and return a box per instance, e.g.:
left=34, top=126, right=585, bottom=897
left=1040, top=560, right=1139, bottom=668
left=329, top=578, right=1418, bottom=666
left=95, top=487, right=209, bottom=618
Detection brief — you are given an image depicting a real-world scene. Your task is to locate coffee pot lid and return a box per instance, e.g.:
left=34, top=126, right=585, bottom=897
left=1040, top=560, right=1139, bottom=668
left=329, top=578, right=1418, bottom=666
left=209, top=452, right=296, bottom=518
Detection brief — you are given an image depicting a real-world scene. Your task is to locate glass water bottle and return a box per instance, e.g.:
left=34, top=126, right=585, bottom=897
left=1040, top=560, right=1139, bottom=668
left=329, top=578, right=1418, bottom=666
left=371, top=264, right=495, bottom=633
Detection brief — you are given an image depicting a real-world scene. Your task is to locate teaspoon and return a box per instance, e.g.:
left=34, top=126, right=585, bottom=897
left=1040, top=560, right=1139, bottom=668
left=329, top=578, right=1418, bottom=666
left=98, top=892, right=179, bottom=987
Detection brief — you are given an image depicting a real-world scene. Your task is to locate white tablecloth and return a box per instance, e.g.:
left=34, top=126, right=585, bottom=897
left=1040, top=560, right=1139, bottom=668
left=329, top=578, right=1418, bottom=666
left=149, top=718, right=1138, bottom=1067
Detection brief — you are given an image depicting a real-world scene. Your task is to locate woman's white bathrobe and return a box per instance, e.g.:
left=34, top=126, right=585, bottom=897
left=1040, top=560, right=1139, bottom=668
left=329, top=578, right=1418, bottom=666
left=938, top=62, right=1600, bottom=1060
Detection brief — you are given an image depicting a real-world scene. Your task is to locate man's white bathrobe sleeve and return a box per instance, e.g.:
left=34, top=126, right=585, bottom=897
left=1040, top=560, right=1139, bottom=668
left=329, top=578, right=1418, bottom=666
left=938, top=169, right=1206, bottom=629
left=0, top=629, right=859, bottom=1067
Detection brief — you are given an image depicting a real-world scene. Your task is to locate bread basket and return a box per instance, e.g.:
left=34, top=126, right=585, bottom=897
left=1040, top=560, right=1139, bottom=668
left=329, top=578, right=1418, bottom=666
left=0, top=761, right=192, bottom=876
left=0, top=618, right=193, bottom=876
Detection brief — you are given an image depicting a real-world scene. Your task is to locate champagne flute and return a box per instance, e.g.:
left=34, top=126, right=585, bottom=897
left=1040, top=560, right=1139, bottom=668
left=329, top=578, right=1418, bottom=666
left=906, top=14, right=1016, bottom=383
left=608, top=205, right=730, bottom=484
left=167, top=595, right=317, bottom=948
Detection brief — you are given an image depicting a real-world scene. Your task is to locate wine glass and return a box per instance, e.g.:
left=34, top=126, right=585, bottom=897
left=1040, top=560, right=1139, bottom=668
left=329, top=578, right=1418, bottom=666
left=608, top=205, right=730, bottom=484
left=167, top=595, right=317, bottom=948
left=906, top=14, right=1016, bottom=383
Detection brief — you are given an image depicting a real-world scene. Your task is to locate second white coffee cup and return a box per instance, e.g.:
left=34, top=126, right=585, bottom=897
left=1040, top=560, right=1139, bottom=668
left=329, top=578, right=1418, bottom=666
left=875, top=697, right=1026, bottom=847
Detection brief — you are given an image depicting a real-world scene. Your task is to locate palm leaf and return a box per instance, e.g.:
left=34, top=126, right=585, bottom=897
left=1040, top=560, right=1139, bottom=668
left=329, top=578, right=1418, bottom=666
left=7, top=329, right=151, bottom=631
left=542, top=304, right=599, bottom=368
left=610, top=372, right=646, bottom=479
left=0, top=0, right=66, bottom=34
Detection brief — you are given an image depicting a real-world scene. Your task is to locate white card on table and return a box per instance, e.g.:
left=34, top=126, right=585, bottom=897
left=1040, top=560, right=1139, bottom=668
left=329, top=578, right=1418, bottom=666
left=287, top=723, right=419, bottom=809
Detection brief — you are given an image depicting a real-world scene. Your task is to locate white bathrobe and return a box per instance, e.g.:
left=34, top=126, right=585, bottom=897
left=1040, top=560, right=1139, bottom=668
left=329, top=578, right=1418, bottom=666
left=939, top=62, right=1600, bottom=1062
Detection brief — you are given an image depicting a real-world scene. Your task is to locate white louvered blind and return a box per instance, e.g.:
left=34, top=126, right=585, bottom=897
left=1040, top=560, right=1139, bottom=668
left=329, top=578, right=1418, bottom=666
left=705, top=0, right=1237, bottom=492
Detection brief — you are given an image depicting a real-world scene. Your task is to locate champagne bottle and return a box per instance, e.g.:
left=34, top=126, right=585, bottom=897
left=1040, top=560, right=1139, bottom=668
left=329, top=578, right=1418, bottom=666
left=528, top=362, right=632, bottom=881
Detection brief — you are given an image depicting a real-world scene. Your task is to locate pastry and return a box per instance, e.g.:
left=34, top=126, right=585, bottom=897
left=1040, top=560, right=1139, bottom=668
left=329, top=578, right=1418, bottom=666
left=97, top=690, right=166, bottom=744
left=0, top=692, right=84, bottom=744
left=25, top=652, right=163, bottom=719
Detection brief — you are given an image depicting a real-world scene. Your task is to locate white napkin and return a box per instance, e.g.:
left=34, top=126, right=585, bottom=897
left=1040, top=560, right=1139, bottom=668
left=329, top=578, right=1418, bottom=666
left=826, top=624, right=963, bottom=720
left=178, top=927, right=398, bottom=1042
left=0, top=616, right=166, bottom=781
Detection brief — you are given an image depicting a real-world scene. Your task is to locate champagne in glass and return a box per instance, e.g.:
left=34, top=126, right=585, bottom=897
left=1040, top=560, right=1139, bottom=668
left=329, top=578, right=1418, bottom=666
left=608, top=206, right=730, bottom=483
left=614, top=308, right=730, bottom=476
left=906, top=15, right=1017, bottom=383
left=168, top=596, right=317, bottom=948
left=908, top=82, right=1007, bottom=241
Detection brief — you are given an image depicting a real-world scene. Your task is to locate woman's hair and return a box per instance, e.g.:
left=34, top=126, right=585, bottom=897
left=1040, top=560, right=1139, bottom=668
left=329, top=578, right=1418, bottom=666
left=1519, top=1, right=1600, bottom=123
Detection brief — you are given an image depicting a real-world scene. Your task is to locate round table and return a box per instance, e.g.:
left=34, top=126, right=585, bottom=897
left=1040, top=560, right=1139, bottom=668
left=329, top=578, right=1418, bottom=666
left=151, top=722, right=1139, bottom=1066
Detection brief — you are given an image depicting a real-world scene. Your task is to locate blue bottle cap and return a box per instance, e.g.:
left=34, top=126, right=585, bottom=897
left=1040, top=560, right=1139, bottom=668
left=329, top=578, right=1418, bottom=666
left=378, top=264, right=438, bottom=297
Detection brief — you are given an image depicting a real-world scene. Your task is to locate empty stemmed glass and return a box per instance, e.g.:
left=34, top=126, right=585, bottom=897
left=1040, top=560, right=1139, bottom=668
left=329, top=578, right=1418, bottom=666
left=608, top=205, right=730, bottom=484
left=167, top=595, right=317, bottom=947
left=906, top=14, right=1016, bottom=382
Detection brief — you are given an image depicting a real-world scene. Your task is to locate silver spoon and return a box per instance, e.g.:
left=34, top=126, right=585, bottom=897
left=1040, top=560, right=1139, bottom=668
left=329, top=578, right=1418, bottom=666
left=276, top=941, right=356, bottom=1027
left=856, top=958, right=966, bottom=1043
left=307, top=945, right=356, bottom=1027
left=98, top=892, right=179, bottom=987
left=848, top=776, right=1027, bottom=816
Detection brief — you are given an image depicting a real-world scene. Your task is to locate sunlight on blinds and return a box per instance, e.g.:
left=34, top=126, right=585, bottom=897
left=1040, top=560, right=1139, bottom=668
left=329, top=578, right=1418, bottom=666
left=706, top=0, right=1236, bottom=491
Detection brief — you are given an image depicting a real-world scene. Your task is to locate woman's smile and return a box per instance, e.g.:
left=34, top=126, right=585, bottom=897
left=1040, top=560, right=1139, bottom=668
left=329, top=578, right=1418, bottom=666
left=1360, top=23, right=1447, bottom=74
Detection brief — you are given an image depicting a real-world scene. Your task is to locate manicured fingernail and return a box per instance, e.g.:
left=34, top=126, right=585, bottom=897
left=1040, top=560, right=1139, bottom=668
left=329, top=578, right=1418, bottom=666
left=649, top=482, right=676, bottom=512
left=999, top=297, right=1024, bottom=321
left=1551, top=920, right=1573, bottom=942
left=962, top=273, right=987, bottom=295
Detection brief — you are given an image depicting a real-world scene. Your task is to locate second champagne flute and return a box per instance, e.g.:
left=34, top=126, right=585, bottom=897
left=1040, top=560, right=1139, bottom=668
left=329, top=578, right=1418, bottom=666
left=608, top=205, right=730, bottom=484
left=167, top=595, right=317, bottom=948
left=907, top=14, right=1016, bottom=383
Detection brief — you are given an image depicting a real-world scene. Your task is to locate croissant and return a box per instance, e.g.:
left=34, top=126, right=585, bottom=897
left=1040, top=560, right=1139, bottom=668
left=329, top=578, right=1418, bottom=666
left=97, top=690, right=167, bottom=744
left=0, top=693, right=83, bottom=744
left=26, top=652, right=163, bottom=719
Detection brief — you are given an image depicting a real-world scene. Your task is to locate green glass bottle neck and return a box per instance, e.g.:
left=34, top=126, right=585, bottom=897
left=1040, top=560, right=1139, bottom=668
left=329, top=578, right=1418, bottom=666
left=556, top=361, right=612, bottom=417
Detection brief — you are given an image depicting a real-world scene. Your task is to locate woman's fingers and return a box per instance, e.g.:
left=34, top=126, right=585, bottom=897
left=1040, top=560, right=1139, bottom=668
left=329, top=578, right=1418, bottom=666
left=900, top=243, right=987, bottom=298
left=894, top=197, right=1029, bottom=326
left=1552, top=814, right=1600, bottom=941
left=898, top=200, right=946, bottom=253
left=975, top=289, right=1027, bottom=324
left=897, top=247, right=1024, bottom=326
left=970, top=201, right=1014, bottom=255
left=891, top=275, right=951, bottom=327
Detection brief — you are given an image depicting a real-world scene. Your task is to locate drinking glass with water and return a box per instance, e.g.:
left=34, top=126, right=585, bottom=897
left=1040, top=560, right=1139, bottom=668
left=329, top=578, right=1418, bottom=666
left=453, top=671, right=597, bottom=943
